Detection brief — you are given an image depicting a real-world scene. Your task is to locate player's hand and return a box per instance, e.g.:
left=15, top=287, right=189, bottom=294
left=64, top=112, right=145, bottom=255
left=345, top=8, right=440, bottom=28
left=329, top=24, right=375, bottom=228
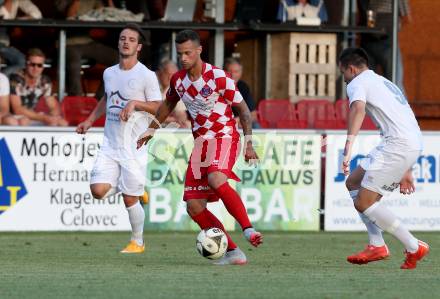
left=119, top=101, right=136, bottom=122
left=244, top=142, right=259, bottom=166
left=136, top=129, right=155, bottom=149
left=342, top=139, right=352, bottom=176
left=400, top=170, right=415, bottom=195
left=342, top=155, right=351, bottom=176
left=76, top=119, right=93, bottom=134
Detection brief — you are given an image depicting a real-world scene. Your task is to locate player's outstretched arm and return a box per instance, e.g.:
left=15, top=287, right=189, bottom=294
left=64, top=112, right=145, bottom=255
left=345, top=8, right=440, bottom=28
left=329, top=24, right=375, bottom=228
left=342, top=100, right=366, bottom=175
left=234, top=100, right=259, bottom=165
left=76, top=95, right=106, bottom=134
left=136, top=99, right=177, bottom=149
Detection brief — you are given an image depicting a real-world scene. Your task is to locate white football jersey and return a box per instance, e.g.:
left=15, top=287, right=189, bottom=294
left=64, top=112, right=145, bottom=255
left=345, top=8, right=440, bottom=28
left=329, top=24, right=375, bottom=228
left=0, top=73, right=9, bottom=96
left=102, top=62, right=161, bottom=156
left=347, top=70, right=423, bottom=150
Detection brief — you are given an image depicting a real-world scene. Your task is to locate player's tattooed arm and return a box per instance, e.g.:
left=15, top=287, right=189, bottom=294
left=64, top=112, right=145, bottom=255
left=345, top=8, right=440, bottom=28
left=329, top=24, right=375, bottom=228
left=342, top=100, right=366, bottom=175
left=234, top=101, right=259, bottom=165
left=136, top=99, right=178, bottom=149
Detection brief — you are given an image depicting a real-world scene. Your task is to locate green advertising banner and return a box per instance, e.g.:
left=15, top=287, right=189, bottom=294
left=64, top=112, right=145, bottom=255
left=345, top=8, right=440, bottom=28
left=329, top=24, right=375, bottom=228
left=144, top=130, right=321, bottom=231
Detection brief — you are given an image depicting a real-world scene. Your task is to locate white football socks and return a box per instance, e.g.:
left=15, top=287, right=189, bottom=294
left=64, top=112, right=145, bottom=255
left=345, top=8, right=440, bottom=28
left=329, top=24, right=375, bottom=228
left=349, top=190, right=385, bottom=247
left=363, top=201, right=418, bottom=253
left=126, top=201, right=145, bottom=246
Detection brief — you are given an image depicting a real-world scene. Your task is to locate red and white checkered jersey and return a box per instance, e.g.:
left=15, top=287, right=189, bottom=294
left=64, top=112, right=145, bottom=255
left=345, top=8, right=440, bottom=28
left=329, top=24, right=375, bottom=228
left=166, top=62, right=243, bottom=139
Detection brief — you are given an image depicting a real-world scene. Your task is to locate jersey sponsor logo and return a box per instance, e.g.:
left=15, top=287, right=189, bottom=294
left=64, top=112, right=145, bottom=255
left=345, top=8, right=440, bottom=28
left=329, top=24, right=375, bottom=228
left=200, top=85, right=213, bottom=98
left=381, top=182, right=399, bottom=192
left=0, top=138, right=27, bottom=215
left=108, top=90, right=129, bottom=110
left=177, top=85, right=185, bottom=97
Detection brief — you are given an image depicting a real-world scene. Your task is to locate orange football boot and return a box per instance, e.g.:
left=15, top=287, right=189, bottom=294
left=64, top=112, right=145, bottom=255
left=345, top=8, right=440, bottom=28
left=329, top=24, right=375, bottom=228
left=347, top=245, right=390, bottom=264
left=400, top=240, right=429, bottom=270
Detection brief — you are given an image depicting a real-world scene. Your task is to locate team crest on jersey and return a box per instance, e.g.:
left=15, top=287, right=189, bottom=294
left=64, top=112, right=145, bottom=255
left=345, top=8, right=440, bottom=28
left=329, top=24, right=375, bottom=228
left=177, top=85, right=185, bottom=97
left=200, top=85, right=213, bottom=97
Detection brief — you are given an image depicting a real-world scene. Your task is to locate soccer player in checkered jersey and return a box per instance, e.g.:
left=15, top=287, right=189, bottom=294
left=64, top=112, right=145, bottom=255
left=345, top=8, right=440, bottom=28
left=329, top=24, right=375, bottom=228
left=137, top=30, right=262, bottom=265
left=340, top=48, right=429, bottom=269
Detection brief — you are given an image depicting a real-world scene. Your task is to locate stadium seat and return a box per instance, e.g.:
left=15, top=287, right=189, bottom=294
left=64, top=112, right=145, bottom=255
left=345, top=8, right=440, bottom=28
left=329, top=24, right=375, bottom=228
left=34, top=97, right=50, bottom=114
left=258, top=99, right=305, bottom=128
left=61, top=96, right=105, bottom=127
left=334, top=99, right=377, bottom=130
left=297, top=99, right=344, bottom=129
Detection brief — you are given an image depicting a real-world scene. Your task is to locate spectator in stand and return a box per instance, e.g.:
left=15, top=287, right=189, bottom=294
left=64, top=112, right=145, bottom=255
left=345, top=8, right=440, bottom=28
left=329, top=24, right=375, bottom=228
left=5, top=48, right=68, bottom=126
left=224, top=57, right=260, bottom=129
left=0, top=71, right=11, bottom=124
left=157, top=59, right=191, bottom=128
left=55, top=0, right=118, bottom=97
left=0, top=0, right=42, bottom=76
left=277, top=0, right=328, bottom=23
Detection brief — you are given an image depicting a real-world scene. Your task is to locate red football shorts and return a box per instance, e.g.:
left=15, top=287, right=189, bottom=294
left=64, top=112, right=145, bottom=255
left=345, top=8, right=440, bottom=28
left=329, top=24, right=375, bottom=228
left=183, top=137, right=241, bottom=202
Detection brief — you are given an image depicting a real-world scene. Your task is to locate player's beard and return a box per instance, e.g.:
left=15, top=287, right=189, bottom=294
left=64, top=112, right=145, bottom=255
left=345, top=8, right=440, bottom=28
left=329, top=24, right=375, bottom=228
left=119, top=49, right=137, bottom=59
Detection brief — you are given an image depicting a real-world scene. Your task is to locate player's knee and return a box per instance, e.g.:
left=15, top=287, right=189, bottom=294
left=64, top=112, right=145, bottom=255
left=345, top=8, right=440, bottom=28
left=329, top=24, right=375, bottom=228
left=353, top=199, right=365, bottom=213
left=207, top=173, right=226, bottom=189
left=186, top=201, right=205, bottom=217
left=345, top=176, right=358, bottom=191
left=90, top=186, right=106, bottom=200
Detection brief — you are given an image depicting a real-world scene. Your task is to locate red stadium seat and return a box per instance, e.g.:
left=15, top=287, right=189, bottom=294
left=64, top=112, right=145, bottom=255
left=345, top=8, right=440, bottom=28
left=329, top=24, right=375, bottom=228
left=296, top=99, right=343, bottom=129
left=61, top=96, right=105, bottom=127
left=334, top=99, right=377, bottom=130
left=258, top=99, right=302, bottom=128
left=34, top=97, right=51, bottom=114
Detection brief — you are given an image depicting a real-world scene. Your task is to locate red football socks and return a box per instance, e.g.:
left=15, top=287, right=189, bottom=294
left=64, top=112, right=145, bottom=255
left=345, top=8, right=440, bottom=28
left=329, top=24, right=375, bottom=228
left=213, top=182, right=252, bottom=230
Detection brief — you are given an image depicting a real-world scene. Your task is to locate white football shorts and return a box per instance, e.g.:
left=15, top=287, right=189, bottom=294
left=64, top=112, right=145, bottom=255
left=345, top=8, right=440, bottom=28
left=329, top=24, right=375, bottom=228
left=90, top=150, right=146, bottom=196
left=360, top=141, right=421, bottom=196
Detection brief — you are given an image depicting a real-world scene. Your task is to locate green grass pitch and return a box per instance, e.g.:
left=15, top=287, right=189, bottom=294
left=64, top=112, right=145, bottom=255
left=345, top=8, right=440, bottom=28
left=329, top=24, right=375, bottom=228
left=0, top=232, right=438, bottom=299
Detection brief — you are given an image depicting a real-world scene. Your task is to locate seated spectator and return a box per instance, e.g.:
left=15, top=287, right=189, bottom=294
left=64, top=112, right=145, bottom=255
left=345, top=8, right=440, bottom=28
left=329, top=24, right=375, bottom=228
left=277, top=0, right=327, bottom=23
left=55, top=0, right=118, bottom=97
left=224, top=57, right=260, bottom=129
left=158, top=59, right=191, bottom=128
left=5, top=48, right=68, bottom=126
left=0, top=71, right=12, bottom=124
left=0, top=0, right=42, bottom=76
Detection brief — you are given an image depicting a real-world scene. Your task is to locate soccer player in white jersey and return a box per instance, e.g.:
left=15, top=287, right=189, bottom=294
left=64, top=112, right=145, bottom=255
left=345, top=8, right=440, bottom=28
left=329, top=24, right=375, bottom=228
left=339, top=48, right=429, bottom=269
left=76, top=24, right=162, bottom=253
left=137, top=30, right=262, bottom=265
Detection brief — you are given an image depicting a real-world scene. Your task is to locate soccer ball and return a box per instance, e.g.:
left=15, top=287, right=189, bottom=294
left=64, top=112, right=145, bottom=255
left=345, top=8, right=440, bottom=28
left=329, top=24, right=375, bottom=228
left=196, top=228, right=228, bottom=260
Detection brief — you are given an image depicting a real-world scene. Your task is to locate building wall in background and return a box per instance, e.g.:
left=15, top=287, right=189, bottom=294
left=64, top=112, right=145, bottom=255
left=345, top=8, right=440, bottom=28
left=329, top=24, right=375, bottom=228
left=400, top=0, right=440, bottom=129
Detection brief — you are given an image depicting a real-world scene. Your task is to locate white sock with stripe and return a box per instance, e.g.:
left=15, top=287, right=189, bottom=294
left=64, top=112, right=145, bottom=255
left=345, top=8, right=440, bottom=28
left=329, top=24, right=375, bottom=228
left=349, top=190, right=385, bottom=247
left=363, top=201, right=418, bottom=253
left=126, top=201, right=145, bottom=246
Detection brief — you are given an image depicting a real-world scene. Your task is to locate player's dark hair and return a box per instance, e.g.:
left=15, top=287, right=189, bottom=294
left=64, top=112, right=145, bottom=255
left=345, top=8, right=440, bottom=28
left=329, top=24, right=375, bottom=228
left=339, top=48, right=369, bottom=68
left=175, top=30, right=200, bottom=45
left=122, top=23, right=146, bottom=44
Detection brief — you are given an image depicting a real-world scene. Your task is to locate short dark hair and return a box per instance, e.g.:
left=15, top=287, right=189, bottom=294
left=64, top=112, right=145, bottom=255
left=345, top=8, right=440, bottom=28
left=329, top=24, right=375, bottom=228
left=339, top=48, right=369, bottom=68
left=122, top=23, right=146, bottom=44
left=224, top=57, right=241, bottom=69
left=175, top=30, right=200, bottom=45
left=27, top=48, right=45, bottom=60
